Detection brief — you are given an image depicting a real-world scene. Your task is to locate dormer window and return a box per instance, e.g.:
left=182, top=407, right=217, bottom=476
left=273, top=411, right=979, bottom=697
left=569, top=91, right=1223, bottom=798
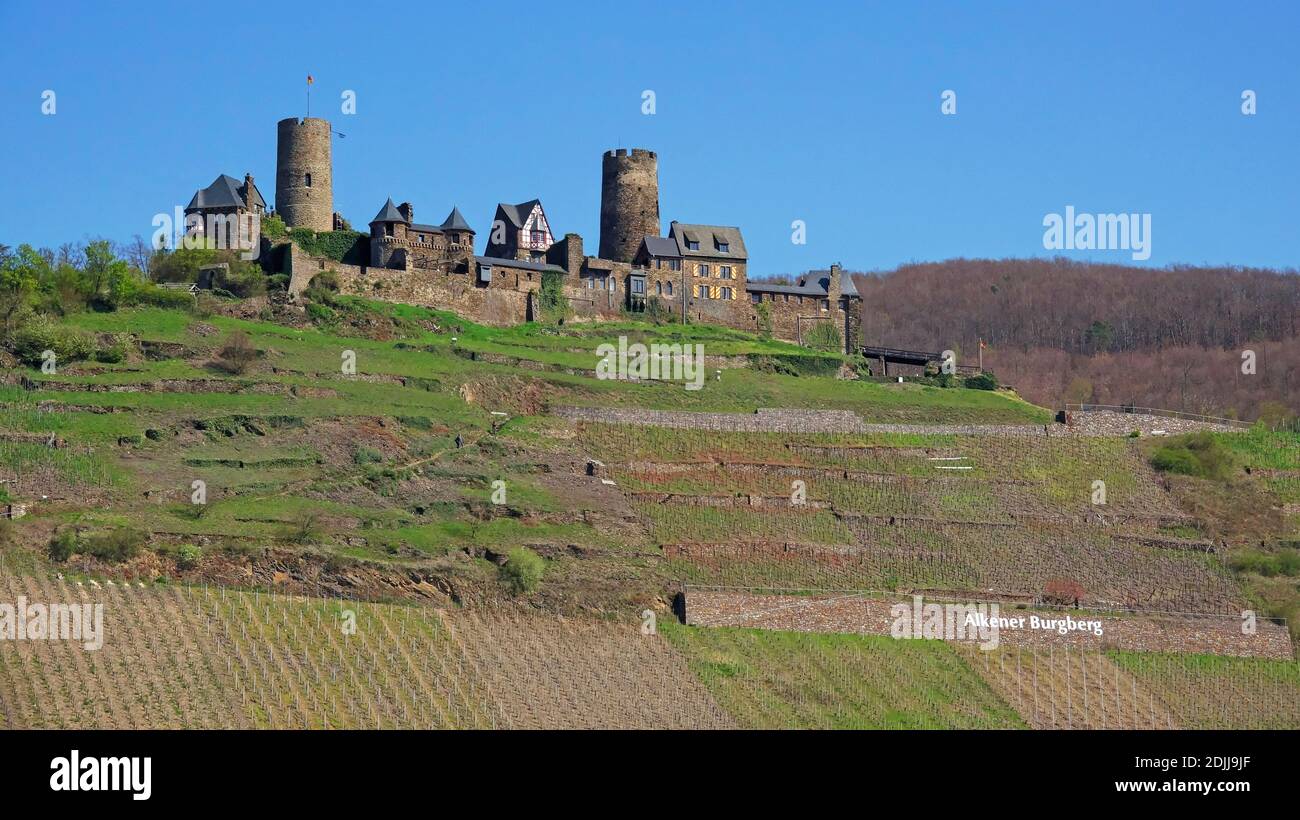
left=687, top=240, right=700, bottom=251
left=717, top=241, right=729, bottom=253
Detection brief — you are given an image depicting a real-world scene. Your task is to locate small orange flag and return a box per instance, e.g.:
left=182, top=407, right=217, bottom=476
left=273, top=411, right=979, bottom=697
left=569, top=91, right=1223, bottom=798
left=307, top=74, right=314, bottom=85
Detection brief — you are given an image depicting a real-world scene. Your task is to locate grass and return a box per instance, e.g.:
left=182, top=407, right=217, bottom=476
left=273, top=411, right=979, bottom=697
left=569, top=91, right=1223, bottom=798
left=661, top=620, right=1025, bottom=729
left=1110, top=651, right=1300, bottom=729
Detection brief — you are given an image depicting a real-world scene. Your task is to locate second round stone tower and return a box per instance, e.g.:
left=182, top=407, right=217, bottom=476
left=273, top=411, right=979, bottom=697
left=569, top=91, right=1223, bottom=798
left=599, top=148, right=660, bottom=263
left=275, top=117, right=333, bottom=232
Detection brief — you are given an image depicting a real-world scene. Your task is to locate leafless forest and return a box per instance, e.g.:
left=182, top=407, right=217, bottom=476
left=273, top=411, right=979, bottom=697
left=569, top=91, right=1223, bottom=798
left=852, top=259, right=1300, bottom=420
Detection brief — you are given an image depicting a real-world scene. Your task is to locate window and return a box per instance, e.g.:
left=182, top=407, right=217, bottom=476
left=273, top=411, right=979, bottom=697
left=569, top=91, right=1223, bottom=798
left=821, top=299, right=829, bottom=311
left=717, top=242, right=729, bottom=253
left=686, top=240, right=700, bottom=251
left=697, top=284, right=710, bottom=299
left=720, top=287, right=733, bottom=300
left=530, top=251, right=544, bottom=263
left=719, top=266, right=732, bottom=279
left=669, top=259, right=682, bottom=271
left=419, top=234, right=426, bottom=243
left=586, top=277, right=594, bottom=289
left=531, top=230, right=546, bottom=245
left=631, top=278, right=645, bottom=295
left=665, top=281, right=673, bottom=296
left=609, top=277, right=616, bottom=292
left=699, top=264, right=710, bottom=277
left=305, top=173, right=312, bottom=188
left=656, top=281, right=663, bottom=295
left=750, top=292, right=762, bottom=304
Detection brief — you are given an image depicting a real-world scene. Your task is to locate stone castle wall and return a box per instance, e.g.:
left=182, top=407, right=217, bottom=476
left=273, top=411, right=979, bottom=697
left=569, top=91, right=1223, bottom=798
left=283, top=242, right=532, bottom=326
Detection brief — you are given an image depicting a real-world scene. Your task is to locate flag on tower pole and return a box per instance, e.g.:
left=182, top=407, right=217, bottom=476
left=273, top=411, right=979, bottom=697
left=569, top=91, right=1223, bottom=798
left=979, top=338, right=986, bottom=372
left=306, top=74, right=313, bottom=116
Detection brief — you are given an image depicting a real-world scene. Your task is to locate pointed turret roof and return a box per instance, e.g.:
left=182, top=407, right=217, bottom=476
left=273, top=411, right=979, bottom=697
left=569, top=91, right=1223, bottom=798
left=371, top=197, right=407, bottom=224
left=440, top=206, right=472, bottom=232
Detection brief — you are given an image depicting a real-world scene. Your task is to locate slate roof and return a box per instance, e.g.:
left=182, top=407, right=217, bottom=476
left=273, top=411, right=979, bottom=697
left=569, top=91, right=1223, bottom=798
left=371, top=197, right=407, bottom=224
left=186, top=174, right=265, bottom=212
left=639, top=236, right=682, bottom=258
left=440, top=206, right=472, bottom=232
left=797, top=269, right=859, bottom=297
left=474, top=255, right=565, bottom=273
left=495, top=199, right=542, bottom=229
left=668, top=221, right=747, bottom=259
left=746, top=268, right=859, bottom=298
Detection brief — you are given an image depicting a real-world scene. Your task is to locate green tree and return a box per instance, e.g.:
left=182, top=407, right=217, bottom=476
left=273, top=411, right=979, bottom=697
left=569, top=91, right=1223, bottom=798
left=0, top=244, right=43, bottom=337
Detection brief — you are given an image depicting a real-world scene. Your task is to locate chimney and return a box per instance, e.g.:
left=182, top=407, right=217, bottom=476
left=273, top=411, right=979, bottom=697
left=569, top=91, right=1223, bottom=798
left=397, top=202, right=413, bottom=223
left=828, top=263, right=842, bottom=303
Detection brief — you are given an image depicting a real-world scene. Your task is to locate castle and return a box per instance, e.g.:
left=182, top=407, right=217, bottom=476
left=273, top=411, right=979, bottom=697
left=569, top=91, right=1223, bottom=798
left=185, top=117, right=861, bottom=351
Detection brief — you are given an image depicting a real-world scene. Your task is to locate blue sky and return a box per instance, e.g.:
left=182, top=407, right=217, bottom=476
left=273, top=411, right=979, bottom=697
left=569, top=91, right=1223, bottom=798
left=1, top=1, right=1297, bottom=276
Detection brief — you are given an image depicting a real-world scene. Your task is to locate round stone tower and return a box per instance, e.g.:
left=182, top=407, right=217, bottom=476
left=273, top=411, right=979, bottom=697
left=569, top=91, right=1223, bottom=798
left=599, top=148, right=659, bottom=263
left=275, top=117, right=333, bottom=232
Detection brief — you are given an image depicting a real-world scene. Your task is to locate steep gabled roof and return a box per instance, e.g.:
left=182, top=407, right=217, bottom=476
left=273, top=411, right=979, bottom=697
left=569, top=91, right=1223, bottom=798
left=495, top=199, right=542, bottom=229
left=371, top=197, right=407, bottom=224
left=187, top=174, right=255, bottom=212
left=440, top=206, right=472, bottom=232
left=668, top=221, right=747, bottom=259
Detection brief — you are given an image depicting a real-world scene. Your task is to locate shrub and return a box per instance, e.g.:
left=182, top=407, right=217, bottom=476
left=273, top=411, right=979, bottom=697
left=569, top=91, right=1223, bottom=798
left=538, top=270, right=569, bottom=321
left=10, top=316, right=94, bottom=366
left=803, top=320, right=842, bottom=353
left=260, top=213, right=287, bottom=240
left=755, top=302, right=773, bottom=337
left=128, top=284, right=196, bottom=309
left=964, top=372, right=998, bottom=390
left=191, top=292, right=218, bottom=318
left=305, top=302, right=336, bottom=323
left=47, top=529, right=76, bottom=562
left=213, top=331, right=257, bottom=375
left=1150, top=432, right=1235, bottom=481
left=81, top=527, right=146, bottom=562
left=286, top=510, right=325, bottom=544
left=352, top=446, right=383, bottom=465
left=500, top=547, right=545, bottom=594
left=176, top=544, right=203, bottom=569
left=94, top=334, right=130, bottom=363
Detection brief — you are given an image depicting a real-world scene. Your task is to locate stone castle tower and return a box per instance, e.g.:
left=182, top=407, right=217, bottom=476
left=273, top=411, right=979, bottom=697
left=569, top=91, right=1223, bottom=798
left=599, top=148, right=659, bottom=263
left=275, top=117, right=333, bottom=232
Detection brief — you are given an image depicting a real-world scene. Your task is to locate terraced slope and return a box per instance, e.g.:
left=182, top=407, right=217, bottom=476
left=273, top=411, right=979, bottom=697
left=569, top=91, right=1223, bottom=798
left=1110, top=651, right=1300, bottom=730
left=660, top=621, right=1025, bottom=729
left=0, top=570, right=729, bottom=729
left=962, top=646, right=1178, bottom=729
